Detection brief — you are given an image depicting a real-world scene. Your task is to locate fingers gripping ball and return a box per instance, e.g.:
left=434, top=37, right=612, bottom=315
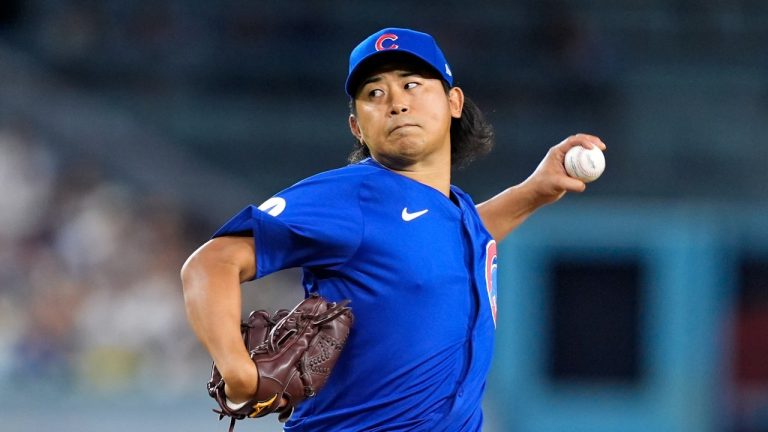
left=207, top=294, right=354, bottom=431
left=564, top=145, right=605, bottom=183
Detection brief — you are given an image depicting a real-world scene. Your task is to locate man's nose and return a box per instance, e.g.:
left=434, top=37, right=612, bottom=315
left=390, top=104, right=408, bottom=115
left=389, top=90, right=408, bottom=115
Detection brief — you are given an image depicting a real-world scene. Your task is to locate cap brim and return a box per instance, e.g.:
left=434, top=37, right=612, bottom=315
left=345, top=50, right=446, bottom=97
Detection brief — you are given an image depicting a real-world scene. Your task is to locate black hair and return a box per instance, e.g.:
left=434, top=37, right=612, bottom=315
left=347, top=84, right=495, bottom=169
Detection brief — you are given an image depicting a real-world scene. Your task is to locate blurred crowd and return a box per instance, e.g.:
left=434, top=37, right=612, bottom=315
left=0, top=122, right=210, bottom=397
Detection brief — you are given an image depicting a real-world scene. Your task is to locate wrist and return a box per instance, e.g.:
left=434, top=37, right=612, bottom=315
left=511, top=181, right=546, bottom=211
left=222, top=360, right=259, bottom=404
left=518, top=176, right=560, bottom=209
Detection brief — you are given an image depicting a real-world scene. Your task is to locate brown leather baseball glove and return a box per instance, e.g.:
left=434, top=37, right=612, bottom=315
left=207, top=293, right=353, bottom=431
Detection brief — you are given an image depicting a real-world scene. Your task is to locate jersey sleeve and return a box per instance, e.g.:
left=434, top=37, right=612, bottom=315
left=211, top=172, right=364, bottom=279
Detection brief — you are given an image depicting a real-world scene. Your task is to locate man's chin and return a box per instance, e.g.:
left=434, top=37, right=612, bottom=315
left=374, top=152, right=420, bottom=171
left=375, top=147, right=431, bottom=170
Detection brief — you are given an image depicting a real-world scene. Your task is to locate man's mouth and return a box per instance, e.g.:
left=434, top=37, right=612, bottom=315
left=390, top=123, right=418, bottom=133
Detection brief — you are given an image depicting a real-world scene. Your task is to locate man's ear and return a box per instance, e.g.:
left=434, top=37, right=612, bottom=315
left=349, top=114, right=363, bottom=142
left=448, top=86, right=465, bottom=119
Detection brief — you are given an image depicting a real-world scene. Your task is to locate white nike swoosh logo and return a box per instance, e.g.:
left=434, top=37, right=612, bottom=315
left=401, top=208, right=429, bottom=221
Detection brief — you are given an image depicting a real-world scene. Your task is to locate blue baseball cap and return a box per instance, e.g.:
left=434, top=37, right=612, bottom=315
left=345, top=27, right=454, bottom=97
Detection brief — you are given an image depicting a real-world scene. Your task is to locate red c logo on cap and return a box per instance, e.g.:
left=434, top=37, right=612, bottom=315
left=375, top=33, right=399, bottom=51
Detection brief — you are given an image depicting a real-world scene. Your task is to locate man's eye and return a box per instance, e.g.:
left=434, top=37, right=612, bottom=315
left=369, top=89, right=384, bottom=97
left=404, top=82, right=419, bottom=90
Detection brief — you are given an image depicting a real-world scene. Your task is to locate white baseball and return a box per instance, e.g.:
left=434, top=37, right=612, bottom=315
left=564, top=145, right=605, bottom=182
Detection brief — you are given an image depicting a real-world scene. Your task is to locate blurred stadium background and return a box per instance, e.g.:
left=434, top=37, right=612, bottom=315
left=0, top=1, right=766, bottom=431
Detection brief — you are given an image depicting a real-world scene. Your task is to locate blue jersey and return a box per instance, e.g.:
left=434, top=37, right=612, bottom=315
left=213, top=158, right=498, bottom=431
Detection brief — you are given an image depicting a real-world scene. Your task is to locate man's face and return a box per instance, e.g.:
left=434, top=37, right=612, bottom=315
left=349, top=63, right=463, bottom=170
